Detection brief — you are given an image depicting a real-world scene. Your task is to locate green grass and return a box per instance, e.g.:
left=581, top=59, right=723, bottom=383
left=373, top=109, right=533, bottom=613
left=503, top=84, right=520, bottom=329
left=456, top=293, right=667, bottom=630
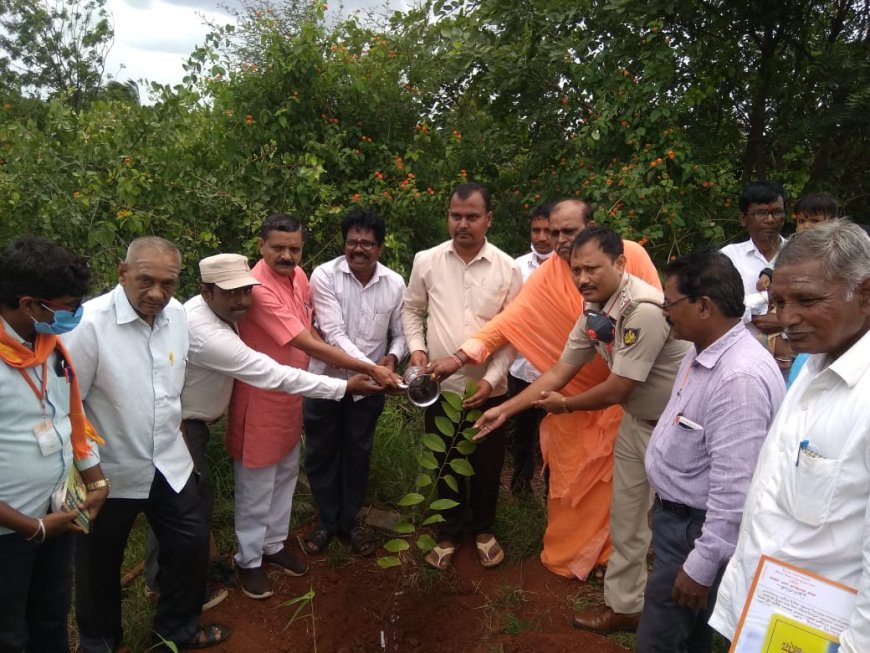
left=492, top=494, right=547, bottom=560
left=367, top=397, right=425, bottom=505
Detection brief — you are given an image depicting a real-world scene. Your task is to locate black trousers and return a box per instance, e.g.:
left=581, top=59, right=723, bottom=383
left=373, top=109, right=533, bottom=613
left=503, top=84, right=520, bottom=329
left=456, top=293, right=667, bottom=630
left=635, top=501, right=725, bottom=653
left=424, top=394, right=507, bottom=542
left=75, top=471, right=209, bottom=652
left=303, top=394, right=386, bottom=535
left=507, top=374, right=545, bottom=486
left=0, top=530, right=73, bottom=653
left=145, top=419, right=213, bottom=592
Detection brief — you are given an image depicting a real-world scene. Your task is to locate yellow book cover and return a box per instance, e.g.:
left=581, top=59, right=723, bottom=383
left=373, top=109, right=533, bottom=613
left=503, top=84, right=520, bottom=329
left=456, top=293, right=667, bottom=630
left=61, top=466, right=90, bottom=533
left=762, top=613, right=840, bottom=653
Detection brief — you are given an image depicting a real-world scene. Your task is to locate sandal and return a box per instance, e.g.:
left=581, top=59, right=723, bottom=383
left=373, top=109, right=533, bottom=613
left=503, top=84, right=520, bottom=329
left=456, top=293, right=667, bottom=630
left=180, top=623, right=230, bottom=649
left=302, top=528, right=331, bottom=555
left=475, top=535, right=505, bottom=568
left=349, top=527, right=378, bottom=557
left=424, top=543, right=456, bottom=570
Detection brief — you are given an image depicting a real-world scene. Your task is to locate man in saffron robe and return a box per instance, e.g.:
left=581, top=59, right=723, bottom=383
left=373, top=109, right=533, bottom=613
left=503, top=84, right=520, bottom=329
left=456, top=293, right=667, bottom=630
left=430, top=200, right=660, bottom=580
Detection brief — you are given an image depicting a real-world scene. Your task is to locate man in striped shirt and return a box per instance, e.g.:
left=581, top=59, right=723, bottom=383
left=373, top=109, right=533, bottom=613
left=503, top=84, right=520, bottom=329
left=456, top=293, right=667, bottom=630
left=302, top=208, right=407, bottom=557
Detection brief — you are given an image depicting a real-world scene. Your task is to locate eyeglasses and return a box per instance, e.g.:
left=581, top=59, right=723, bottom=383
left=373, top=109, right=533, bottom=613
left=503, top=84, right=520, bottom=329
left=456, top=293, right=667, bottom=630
left=746, top=209, right=786, bottom=220
left=660, top=296, right=690, bottom=311
left=345, top=239, right=378, bottom=251
left=37, top=298, right=83, bottom=313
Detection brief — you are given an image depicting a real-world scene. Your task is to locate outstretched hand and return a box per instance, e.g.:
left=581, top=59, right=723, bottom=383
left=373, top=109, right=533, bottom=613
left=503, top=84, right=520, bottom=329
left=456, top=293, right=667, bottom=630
left=462, top=379, right=492, bottom=409
left=473, top=404, right=506, bottom=441
left=369, top=365, right=401, bottom=390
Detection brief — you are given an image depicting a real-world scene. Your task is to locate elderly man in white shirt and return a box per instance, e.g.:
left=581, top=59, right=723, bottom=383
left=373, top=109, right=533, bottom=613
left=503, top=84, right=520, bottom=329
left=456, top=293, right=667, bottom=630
left=302, top=208, right=407, bottom=557
left=67, top=237, right=228, bottom=652
left=710, top=221, right=870, bottom=652
left=144, top=253, right=376, bottom=605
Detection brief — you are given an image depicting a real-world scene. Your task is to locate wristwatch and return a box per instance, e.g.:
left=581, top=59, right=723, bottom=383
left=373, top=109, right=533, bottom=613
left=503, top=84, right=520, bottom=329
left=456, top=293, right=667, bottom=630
left=85, top=478, right=111, bottom=492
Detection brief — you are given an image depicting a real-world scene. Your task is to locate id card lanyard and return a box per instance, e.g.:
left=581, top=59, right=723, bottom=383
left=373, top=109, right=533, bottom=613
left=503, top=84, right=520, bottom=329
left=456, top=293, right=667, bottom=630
left=19, top=362, right=62, bottom=456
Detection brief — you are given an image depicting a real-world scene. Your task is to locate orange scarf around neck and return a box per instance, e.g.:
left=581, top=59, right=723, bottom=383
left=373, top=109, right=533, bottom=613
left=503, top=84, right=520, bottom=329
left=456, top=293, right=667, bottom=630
left=0, top=322, right=104, bottom=460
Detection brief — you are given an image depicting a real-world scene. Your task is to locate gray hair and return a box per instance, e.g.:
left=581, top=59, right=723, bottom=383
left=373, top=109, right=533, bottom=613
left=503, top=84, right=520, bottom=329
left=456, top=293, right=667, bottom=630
left=124, top=236, right=180, bottom=264
left=777, top=220, right=870, bottom=299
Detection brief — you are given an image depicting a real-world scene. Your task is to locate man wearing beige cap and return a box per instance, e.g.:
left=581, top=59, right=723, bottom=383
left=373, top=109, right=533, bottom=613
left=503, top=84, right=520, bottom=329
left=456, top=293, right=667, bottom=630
left=145, top=253, right=379, bottom=603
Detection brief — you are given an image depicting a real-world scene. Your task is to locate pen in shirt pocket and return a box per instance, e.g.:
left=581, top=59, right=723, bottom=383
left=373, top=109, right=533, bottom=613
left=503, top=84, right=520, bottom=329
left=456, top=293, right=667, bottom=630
left=795, top=439, right=823, bottom=467
left=675, top=414, right=703, bottom=430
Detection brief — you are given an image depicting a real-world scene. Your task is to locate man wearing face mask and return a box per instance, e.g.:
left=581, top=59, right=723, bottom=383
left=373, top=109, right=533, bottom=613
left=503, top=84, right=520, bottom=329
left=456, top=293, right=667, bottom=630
left=506, top=203, right=554, bottom=497
left=0, top=237, right=108, bottom=653
left=226, top=214, right=400, bottom=600
left=475, top=226, right=689, bottom=634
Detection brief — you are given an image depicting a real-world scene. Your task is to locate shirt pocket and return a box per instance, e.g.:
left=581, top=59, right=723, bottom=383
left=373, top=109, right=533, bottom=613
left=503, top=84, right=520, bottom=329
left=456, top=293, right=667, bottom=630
left=787, top=455, right=842, bottom=527
left=364, top=312, right=392, bottom=345
left=661, top=421, right=706, bottom=470
left=471, top=282, right=508, bottom=321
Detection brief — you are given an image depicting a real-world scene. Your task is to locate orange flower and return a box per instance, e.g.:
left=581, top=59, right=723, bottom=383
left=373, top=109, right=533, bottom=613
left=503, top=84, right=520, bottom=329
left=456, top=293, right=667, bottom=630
left=245, top=115, right=254, bottom=125
left=352, top=193, right=361, bottom=202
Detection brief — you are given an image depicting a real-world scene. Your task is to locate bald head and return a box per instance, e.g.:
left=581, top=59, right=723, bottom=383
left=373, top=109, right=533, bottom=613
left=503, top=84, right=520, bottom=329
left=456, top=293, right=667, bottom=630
left=549, top=200, right=593, bottom=261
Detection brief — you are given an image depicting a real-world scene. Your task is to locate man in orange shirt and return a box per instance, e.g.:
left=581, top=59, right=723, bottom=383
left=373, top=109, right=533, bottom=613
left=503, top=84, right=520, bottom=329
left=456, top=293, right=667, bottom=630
left=226, top=214, right=399, bottom=600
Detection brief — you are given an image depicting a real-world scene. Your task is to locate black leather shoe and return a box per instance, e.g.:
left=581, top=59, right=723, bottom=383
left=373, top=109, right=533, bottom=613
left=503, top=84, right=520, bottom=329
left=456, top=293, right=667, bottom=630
left=572, top=606, right=641, bottom=634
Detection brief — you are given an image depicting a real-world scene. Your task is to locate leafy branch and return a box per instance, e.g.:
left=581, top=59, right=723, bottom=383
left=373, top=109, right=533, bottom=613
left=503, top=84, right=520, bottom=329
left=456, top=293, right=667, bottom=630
left=378, top=382, right=481, bottom=568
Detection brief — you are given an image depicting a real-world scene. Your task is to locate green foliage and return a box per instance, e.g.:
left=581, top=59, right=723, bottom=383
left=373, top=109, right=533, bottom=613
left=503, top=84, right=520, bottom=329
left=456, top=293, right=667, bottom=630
left=0, top=0, right=866, bottom=286
left=377, top=385, right=479, bottom=567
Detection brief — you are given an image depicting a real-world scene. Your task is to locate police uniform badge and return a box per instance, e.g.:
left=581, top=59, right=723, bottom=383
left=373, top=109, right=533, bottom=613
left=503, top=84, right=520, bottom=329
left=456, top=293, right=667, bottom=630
left=623, top=328, right=640, bottom=346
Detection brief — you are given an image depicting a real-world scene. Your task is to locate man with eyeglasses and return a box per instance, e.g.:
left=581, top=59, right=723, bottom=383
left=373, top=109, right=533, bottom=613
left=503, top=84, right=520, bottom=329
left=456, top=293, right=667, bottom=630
left=635, top=249, right=784, bottom=653
left=0, top=237, right=109, bottom=653
left=720, top=181, right=787, bottom=340
left=301, top=208, right=407, bottom=557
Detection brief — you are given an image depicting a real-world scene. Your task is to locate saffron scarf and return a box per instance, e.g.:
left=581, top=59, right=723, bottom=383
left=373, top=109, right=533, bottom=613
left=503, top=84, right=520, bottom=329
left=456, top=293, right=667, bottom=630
left=0, top=323, right=104, bottom=460
left=461, top=241, right=661, bottom=578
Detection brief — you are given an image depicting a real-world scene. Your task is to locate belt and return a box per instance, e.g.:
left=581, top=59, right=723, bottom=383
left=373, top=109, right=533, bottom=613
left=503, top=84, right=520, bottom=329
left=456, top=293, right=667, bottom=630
left=654, top=494, right=706, bottom=519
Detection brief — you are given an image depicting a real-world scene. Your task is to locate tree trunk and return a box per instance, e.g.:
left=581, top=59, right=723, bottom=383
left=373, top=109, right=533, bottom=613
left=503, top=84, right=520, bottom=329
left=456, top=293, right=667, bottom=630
left=741, top=24, right=780, bottom=182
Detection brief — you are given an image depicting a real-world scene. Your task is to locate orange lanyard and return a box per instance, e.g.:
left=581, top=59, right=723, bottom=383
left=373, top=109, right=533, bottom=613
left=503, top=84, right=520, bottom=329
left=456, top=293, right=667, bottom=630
left=18, top=362, right=48, bottom=416
left=676, top=360, right=694, bottom=397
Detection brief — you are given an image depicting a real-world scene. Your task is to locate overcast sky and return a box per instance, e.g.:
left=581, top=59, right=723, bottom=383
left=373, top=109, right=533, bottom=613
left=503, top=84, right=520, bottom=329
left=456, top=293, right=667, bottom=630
left=103, top=0, right=404, bottom=88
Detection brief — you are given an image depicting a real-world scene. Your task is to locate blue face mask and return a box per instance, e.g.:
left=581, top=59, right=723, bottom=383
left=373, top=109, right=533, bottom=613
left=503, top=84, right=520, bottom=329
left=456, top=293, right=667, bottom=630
left=32, top=302, right=84, bottom=335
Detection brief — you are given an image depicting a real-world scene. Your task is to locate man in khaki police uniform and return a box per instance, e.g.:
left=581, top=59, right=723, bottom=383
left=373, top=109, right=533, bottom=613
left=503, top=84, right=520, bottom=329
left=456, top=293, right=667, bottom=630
left=475, top=225, right=689, bottom=633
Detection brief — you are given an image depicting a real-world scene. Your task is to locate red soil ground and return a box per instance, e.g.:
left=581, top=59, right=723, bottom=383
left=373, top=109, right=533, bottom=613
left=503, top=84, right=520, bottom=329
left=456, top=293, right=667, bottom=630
left=204, top=526, right=630, bottom=653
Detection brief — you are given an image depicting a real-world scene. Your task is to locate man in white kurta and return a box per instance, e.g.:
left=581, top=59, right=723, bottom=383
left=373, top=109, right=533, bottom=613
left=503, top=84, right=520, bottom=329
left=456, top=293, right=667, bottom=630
left=710, top=221, right=870, bottom=652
